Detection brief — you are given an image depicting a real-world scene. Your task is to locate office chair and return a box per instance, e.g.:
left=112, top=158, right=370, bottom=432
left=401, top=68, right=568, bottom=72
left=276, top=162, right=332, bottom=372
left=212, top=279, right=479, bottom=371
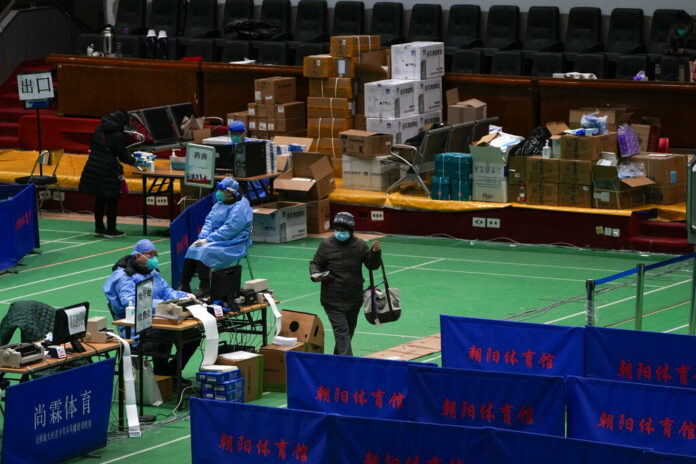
left=387, top=126, right=452, bottom=195
left=14, top=149, right=64, bottom=211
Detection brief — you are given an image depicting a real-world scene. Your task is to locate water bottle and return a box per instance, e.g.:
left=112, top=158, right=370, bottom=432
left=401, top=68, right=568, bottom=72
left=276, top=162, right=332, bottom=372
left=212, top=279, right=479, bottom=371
left=115, top=42, right=123, bottom=58
left=517, top=183, right=526, bottom=203
left=102, top=26, right=113, bottom=56
left=654, top=63, right=661, bottom=81
left=126, top=300, right=135, bottom=323
left=542, top=140, right=551, bottom=159
left=86, top=43, right=94, bottom=56
left=156, top=30, right=168, bottom=60
left=145, top=29, right=157, bottom=59
left=678, top=65, right=686, bottom=82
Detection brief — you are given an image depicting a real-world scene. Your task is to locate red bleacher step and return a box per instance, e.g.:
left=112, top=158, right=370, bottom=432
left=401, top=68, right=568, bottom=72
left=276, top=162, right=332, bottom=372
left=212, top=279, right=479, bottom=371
left=639, top=220, right=687, bottom=239
left=0, top=135, right=19, bottom=148
left=629, top=235, right=692, bottom=254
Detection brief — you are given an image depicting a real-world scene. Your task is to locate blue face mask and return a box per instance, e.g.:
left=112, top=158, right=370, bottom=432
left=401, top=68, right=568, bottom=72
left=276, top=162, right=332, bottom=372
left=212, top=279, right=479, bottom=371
left=677, top=28, right=688, bottom=37
left=146, top=256, right=159, bottom=270
left=334, top=231, right=350, bottom=242
left=215, top=190, right=226, bottom=202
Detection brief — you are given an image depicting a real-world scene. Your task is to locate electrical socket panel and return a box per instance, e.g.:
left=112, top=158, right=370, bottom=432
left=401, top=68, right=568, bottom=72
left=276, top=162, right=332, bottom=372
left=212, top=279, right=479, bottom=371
left=487, top=218, right=500, bottom=229
left=371, top=210, right=384, bottom=221
left=155, top=196, right=168, bottom=206
left=51, top=191, right=65, bottom=201
left=612, top=228, right=620, bottom=238
left=38, top=190, right=51, bottom=200
left=472, top=217, right=486, bottom=228
left=146, top=196, right=155, bottom=205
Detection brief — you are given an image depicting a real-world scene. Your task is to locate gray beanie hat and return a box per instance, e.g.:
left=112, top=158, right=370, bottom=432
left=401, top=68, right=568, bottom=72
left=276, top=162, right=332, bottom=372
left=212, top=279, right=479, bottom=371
left=333, top=212, right=355, bottom=232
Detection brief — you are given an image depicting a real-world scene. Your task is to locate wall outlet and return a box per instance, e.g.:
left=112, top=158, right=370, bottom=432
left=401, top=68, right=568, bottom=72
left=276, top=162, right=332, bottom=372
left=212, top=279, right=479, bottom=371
left=38, top=190, right=51, bottom=200
left=487, top=218, right=500, bottom=229
left=51, top=190, right=65, bottom=201
left=472, top=217, right=486, bottom=228
left=156, top=196, right=168, bottom=206
left=371, top=210, right=384, bottom=221
left=604, top=227, right=613, bottom=237
left=612, top=228, right=620, bottom=238
left=146, top=196, right=156, bottom=205
left=595, top=226, right=604, bottom=235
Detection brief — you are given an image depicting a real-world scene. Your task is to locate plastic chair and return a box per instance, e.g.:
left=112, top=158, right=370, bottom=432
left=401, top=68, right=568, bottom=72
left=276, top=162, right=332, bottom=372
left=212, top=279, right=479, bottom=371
left=406, top=4, right=442, bottom=42
left=14, top=149, right=64, bottom=211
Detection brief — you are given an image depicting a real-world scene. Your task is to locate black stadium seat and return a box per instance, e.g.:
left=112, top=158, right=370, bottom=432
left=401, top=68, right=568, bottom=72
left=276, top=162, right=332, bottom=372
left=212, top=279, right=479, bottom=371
left=260, top=0, right=292, bottom=37
left=563, top=7, right=603, bottom=68
left=256, top=41, right=290, bottom=65
left=575, top=53, right=608, bottom=79
left=450, top=49, right=485, bottom=74
left=114, top=0, right=147, bottom=35
left=331, top=1, right=364, bottom=36
left=490, top=50, right=523, bottom=75
left=444, top=4, right=482, bottom=54
left=531, top=52, right=564, bottom=77
left=369, top=2, right=404, bottom=46
left=605, top=8, right=644, bottom=55
left=614, top=54, right=648, bottom=80
left=522, top=6, right=562, bottom=56
left=406, top=4, right=442, bottom=42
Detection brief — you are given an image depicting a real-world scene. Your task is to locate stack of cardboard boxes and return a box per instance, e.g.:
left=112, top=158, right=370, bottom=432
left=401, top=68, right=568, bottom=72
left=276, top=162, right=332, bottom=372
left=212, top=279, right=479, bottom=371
left=246, top=77, right=307, bottom=140
left=340, top=129, right=396, bottom=191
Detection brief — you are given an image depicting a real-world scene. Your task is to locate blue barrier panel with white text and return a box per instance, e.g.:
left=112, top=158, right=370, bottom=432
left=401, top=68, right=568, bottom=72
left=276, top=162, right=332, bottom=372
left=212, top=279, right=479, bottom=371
left=1, top=358, right=115, bottom=464
left=567, top=376, right=696, bottom=456
left=441, top=315, right=584, bottom=376
left=408, top=365, right=566, bottom=436
left=586, top=326, right=696, bottom=389
left=190, top=399, right=329, bottom=463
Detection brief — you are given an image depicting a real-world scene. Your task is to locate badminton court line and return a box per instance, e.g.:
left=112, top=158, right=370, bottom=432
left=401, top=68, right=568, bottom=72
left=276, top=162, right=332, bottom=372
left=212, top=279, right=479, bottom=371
left=100, top=435, right=191, bottom=464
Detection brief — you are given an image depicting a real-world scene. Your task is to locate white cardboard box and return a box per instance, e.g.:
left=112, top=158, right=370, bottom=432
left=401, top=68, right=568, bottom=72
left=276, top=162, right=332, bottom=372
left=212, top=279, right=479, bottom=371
left=417, top=77, right=443, bottom=114
left=364, top=79, right=418, bottom=119
left=471, top=145, right=508, bottom=202
left=251, top=202, right=307, bottom=243
left=365, top=114, right=421, bottom=144
left=342, top=155, right=400, bottom=191
left=419, top=110, right=443, bottom=128
left=391, top=42, right=445, bottom=80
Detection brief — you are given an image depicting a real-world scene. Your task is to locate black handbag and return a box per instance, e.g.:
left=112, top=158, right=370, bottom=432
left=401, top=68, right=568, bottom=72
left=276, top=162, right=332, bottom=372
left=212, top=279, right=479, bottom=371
left=363, top=260, right=401, bottom=325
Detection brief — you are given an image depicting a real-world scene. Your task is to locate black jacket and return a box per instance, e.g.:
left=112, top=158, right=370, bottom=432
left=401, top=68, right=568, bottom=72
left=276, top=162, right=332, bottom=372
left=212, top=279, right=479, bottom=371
left=309, top=235, right=382, bottom=311
left=666, top=23, right=696, bottom=58
left=79, top=112, right=135, bottom=199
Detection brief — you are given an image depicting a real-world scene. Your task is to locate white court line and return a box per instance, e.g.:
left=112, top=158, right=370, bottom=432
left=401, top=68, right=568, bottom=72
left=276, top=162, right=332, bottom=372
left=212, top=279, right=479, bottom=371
left=100, top=435, right=191, bottom=464
left=41, top=232, right=93, bottom=243
left=355, top=331, right=421, bottom=339
left=43, top=239, right=108, bottom=254
left=419, top=267, right=585, bottom=282
left=665, top=324, right=689, bottom=333
left=545, top=278, right=691, bottom=324
left=422, top=354, right=442, bottom=363
left=39, top=228, right=90, bottom=233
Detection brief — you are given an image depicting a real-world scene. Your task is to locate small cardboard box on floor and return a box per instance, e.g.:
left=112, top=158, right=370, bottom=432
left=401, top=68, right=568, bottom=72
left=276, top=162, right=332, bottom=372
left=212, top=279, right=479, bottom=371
left=274, top=152, right=336, bottom=201
left=592, top=164, right=654, bottom=209
left=216, top=351, right=264, bottom=402
left=260, top=342, right=305, bottom=392
left=568, top=107, right=632, bottom=132
left=470, top=133, right=508, bottom=202
left=279, top=309, right=325, bottom=353
left=251, top=201, right=307, bottom=243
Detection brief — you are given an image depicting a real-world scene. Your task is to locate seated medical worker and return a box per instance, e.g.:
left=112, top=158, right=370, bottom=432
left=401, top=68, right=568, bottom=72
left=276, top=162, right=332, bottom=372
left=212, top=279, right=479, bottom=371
left=104, top=239, right=202, bottom=378
left=178, top=177, right=253, bottom=297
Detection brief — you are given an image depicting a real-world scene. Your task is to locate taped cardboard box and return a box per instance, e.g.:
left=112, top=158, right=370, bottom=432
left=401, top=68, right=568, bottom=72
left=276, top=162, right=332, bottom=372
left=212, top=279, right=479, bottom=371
left=275, top=152, right=336, bottom=200
left=306, top=198, right=332, bottom=234
left=307, top=118, right=353, bottom=138
left=364, top=79, right=418, bottom=119
left=559, top=159, right=592, bottom=185
left=249, top=103, right=274, bottom=118
left=559, top=183, right=592, bottom=208
left=275, top=102, right=306, bottom=119
left=267, top=116, right=306, bottom=133
left=303, top=55, right=334, bottom=78
left=592, top=164, right=654, bottom=209
left=307, top=97, right=354, bottom=119
left=309, top=137, right=342, bottom=156
left=560, top=132, right=618, bottom=161
left=630, top=154, right=687, bottom=186
left=568, top=107, right=632, bottom=132
left=226, top=111, right=248, bottom=127
left=527, top=182, right=559, bottom=206
left=251, top=201, right=308, bottom=243
left=446, top=89, right=487, bottom=124
left=644, top=183, right=686, bottom=205
left=508, top=155, right=527, bottom=184
left=309, top=77, right=355, bottom=98
left=470, top=143, right=508, bottom=202
left=391, top=41, right=445, bottom=80
left=279, top=309, right=325, bottom=352
left=526, top=156, right=560, bottom=182
left=339, top=129, right=393, bottom=157
left=259, top=342, right=305, bottom=392
left=216, top=351, right=263, bottom=402
left=342, top=154, right=399, bottom=191
left=365, top=114, right=420, bottom=145
left=254, top=77, right=296, bottom=105
left=333, top=56, right=357, bottom=78
left=330, top=34, right=381, bottom=57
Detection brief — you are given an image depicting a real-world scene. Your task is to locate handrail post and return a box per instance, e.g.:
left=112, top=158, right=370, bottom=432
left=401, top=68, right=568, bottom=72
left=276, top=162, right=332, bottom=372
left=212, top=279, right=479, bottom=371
left=689, top=256, right=696, bottom=335
left=635, top=263, right=645, bottom=331
left=586, top=279, right=596, bottom=326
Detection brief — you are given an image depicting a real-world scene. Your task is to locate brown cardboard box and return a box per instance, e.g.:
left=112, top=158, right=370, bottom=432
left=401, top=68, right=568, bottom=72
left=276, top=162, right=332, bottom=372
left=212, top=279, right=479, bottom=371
left=257, top=117, right=268, bottom=131
left=216, top=351, right=264, bottom=402
left=559, top=183, right=593, bottom=207
left=279, top=309, right=325, bottom=352
left=527, top=182, right=559, bottom=205
left=354, top=114, right=366, bottom=131
left=259, top=342, right=305, bottom=392
left=507, top=182, right=525, bottom=203
left=247, top=117, right=258, bottom=131
left=558, top=159, right=592, bottom=185
left=254, top=77, right=296, bottom=105
left=252, top=201, right=307, bottom=243
left=275, top=152, right=336, bottom=200
left=275, top=101, right=306, bottom=119
left=307, top=118, right=353, bottom=138
left=330, top=35, right=381, bottom=57
left=630, top=154, right=687, bottom=186
left=307, top=97, right=354, bottom=119
left=332, top=56, right=357, bottom=77
left=303, top=54, right=334, bottom=78
left=527, top=156, right=560, bottom=182
left=251, top=103, right=274, bottom=118
left=309, top=138, right=342, bottom=156
left=568, top=108, right=632, bottom=131
left=339, top=129, right=393, bottom=157
left=267, top=116, right=306, bottom=133
left=227, top=111, right=249, bottom=127
left=305, top=198, right=332, bottom=234
left=592, top=164, right=654, bottom=209
left=249, top=130, right=270, bottom=140
left=155, top=375, right=173, bottom=402
left=446, top=89, right=487, bottom=124
left=644, top=183, right=686, bottom=205
left=560, top=133, right=618, bottom=161
left=309, top=78, right=355, bottom=98
left=247, top=103, right=257, bottom=116
left=193, top=128, right=211, bottom=145
left=508, top=155, right=527, bottom=184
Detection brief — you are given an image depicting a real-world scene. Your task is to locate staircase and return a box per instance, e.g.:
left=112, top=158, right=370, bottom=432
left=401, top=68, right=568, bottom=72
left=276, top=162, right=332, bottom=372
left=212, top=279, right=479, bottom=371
left=0, top=59, right=57, bottom=149
left=629, top=218, right=692, bottom=254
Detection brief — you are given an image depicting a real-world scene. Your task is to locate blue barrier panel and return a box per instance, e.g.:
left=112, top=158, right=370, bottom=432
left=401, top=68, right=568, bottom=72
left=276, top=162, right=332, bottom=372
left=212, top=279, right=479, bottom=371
left=440, top=315, right=584, bottom=377
left=329, top=414, right=487, bottom=464
left=0, top=184, right=38, bottom=273
left=187, top=193, right=213, bottom=241
left=586, top=326, right=696, bottom=389
left=644, top=451, right=696, bottom=463
left=567, top=376, right=696, bottom=456
left=487, top=427, right=647, bottom=463
left=169, top=193, right=213, bottom=288
left=1, top=358, right=115, bottom=464
left=190, top=399, right=329, bottom=463
left=286, top=351, right=429, bottom=420
left=408, top=365, right=566, bottom=436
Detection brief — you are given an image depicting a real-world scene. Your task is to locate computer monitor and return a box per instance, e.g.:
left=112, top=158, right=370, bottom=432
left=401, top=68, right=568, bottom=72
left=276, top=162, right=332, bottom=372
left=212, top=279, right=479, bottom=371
left=168, top=102, right=196, bottom=138
left=210, top=265, right=242, bottom=308
left=141, top=106, right=177, bottom=143
left=53, top=302, right=89, bottom=353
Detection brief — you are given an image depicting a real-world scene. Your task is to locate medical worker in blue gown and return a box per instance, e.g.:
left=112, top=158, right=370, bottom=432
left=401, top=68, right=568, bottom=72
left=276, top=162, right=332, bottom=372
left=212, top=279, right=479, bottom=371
left=178, top=177, right=253, bottom=296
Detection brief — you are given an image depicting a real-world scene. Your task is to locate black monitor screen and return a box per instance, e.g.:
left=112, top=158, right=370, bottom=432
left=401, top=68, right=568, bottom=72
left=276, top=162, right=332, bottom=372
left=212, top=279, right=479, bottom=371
left=53, top=302, right=89, bottom=353
left=210, top=265, right=242, bottom=308
left=168, top=102, right=195, bottom=137
left=141, top=107, right=177, bottom=142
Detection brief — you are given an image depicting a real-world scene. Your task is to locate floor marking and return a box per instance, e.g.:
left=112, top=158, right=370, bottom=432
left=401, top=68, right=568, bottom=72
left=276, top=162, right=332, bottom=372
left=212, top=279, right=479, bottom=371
left=422, top=354, right=442, bottom=363
left=100, top=435, right=191, bottom=463
left=355, top=332, right=422, bottom=339
left=665, top=324, right=689, bottom=333
left=419, top=267, right=585, bottom=282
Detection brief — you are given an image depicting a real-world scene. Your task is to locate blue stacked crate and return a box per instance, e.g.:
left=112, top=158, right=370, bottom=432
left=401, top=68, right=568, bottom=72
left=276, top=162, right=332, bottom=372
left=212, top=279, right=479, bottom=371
left=447, top=153, right=473, bottom=201
left=432, top=153, right=451, bottom=200
left=197, top=367, right=245, bottom=402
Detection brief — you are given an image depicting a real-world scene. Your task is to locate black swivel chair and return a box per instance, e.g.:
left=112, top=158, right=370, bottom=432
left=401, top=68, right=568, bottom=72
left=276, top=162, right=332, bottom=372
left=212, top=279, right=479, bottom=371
left=531, top=52, right=564, bottom=77
left=450, top=49, right=485, bottom=74
left=490, top=50, right=523, bottom=75
left=614, top=54, right=648, bottom=79
left=114, top=0, right=147, bottom=35
left=521, top=6, right=562, bottom=62
left=369, top=2, right=404, bottom=46
left=444, top=4, right=482, bottom=58
left=331, top=1, right=364, bottom=35
left=575, top=53, right=608, bottom=79
left=563, top=7, right=603, bottom=68
left=406, top=4, right=442, bottom=42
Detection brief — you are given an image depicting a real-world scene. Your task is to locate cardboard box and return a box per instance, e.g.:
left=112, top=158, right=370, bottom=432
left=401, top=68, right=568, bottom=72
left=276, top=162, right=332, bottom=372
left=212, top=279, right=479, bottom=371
left=275, top=101, right=306, bottom=119
left=307, top=97, right=354, bottom=119
left=333, top=56, right=357, bottom=78
left=339, top=129, right=393, bottom=157
left=303, top=54, right=334, bottom=78
left=634, top=117, right=661, bottom=152
left=569, top=107, right=632, bottom=132
left=508, top=155, right=527, bottom=184
left=155, top=375, right=173, bottom=402
left=558, top=159, right=592, bottom=185
left=560, top=133, right=618, bottom=161
left=249, top=130, right=269, bottom=140
left=307, top=118, right=353, bottom=138
left=644, top=183, right=686, bottom=205
left=216, top=351, right=264, bottom=402
left=559, top=183, right=592, bottom=207
left=330, top=35, right=381, bottom=57
left=259, top=342, right=305, bottom=392
left=527, top=182, right=559, bottom=206
left=365, top=114, right=421, bottom=144
left=417, top=77, right=443, bottom=114
left=471, top=145, right=508, bottom=202
left=420, top=110, right=443, bottom=128
left=309, top=77, right=355, bottom=98
left=526, top=156, right=560, bottom=182
left=226, top=111, right=248, bottom=127
left=446, top=89, right=487, bottom=124
left=252, top=201, right=307, bottom=243
left=257, top=118, right=268, bottom=131
left=309, top=138, right=342, bottom=156
left=256, top=103, right=275, bottom=118
left=508, top=181, right=525, bottom=203
left=247, top=117, right=257, bottom=131
left=391, top=41, right=445, bottom=80
left=254, top=77, right=296, bottom=105
left=342, top=154, right=399, bottom=191
left=274, top=152, right=336, bottom=200
left=630, top=154, right=687, bottom=186
left=279, top=309, right=325, bottom=353
left=592, top=164, right=654, bottom=209
left=364, top=79, right=418, bottom=119
left=306, top=198, right=331, bottom=234
left=267, top=116, right=305, bottom=133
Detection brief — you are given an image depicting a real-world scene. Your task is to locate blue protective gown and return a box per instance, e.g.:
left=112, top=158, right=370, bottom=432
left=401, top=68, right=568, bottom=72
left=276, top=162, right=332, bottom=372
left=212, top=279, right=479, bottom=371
left=185, top=195, right=253, bottom=270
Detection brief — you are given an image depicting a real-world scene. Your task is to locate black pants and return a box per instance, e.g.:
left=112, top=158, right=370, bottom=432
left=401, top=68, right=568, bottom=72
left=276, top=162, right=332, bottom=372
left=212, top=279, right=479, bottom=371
left=324, top=304, right=360, bottom=356
left=141, top=328, right=203, bottom=377
left=181, top=258, right=211, bottom=288
left=94, top=196, right=117, bottom=231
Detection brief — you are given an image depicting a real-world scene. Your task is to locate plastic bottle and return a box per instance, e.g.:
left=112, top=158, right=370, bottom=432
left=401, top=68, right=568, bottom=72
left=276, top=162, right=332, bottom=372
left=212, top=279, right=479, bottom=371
left=678, top=65, right=686, bottom=82
left=102, top=26, right=113, bottom=56
left=86, top=43, right=94, bottom=56
left=518, top=183, right=526, bottom=203
left=115, top=42, right=123, bottom=58
left=125, top=300, right=135, bottom=323
left=156, top=30, right=168, bottom=60
left=542, top=140, right=551, bottom=159
left=145, top=29, right=157, bottom=59
left=654, top=63, right=661, bottom=81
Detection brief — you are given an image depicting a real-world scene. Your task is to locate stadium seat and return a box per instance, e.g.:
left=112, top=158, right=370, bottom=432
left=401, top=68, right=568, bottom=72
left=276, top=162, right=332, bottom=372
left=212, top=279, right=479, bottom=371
left=531, top=52, right=564, bottom=77
left=574, top=53, right=608, bottom=79
left=406, top=4, right=442, bottom=42
left=369, top=2, right=404, bottom=46
left=444, top=4, right=482, bottom=55
left=563, top=7, right=603, bottom=68
left=114, top=0, right=147, bottom=35
left=490, top=50, right=523, bottom=75
left=259, top=0, right=292, bottom=37
left=614, top=54, right=648, bottom=79
left=219, top=40, right=251, bottom=62
left=450, top=49, right=485, bottom=74
left=605, top=8, right=644, bottom=57
left=522, top=6, right=562, bottom=60
left=331, top=1, right=364, bottom=36
left=256, top=41, right=290, bottom=64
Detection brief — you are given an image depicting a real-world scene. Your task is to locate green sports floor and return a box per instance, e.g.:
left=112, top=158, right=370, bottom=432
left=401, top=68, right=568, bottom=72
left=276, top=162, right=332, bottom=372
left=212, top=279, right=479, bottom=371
left=0, top=215, right=692, bottom=463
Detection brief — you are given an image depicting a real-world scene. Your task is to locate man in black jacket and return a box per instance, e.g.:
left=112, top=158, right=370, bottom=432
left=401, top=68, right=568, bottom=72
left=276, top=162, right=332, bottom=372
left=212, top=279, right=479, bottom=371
left=78, top=110, right=137, bottom=238
left=309, top=212, right=381, bottom=356
left=666, top=11, right=696, bottom=59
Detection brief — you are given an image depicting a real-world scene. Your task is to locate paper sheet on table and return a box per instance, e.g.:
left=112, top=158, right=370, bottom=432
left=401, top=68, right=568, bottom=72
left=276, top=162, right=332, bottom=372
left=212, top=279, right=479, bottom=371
left=263, top=293, right=281, bottom=337
left=109, top=331, right=140, bottom=438
left=188, top=304, right=219, bottom=367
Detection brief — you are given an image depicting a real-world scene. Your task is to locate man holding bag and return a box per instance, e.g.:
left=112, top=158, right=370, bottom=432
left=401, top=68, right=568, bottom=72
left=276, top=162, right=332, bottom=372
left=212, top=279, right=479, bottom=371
left=309, top=212, right=381, bottom=356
